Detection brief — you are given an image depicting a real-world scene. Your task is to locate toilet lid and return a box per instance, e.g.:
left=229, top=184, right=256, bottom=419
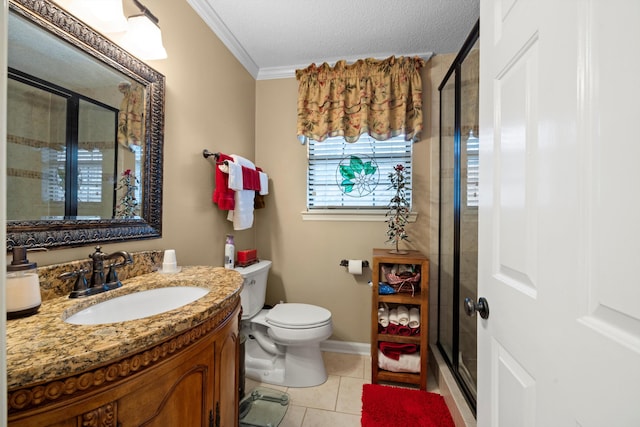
left=266, top=303, right=332, bottom=329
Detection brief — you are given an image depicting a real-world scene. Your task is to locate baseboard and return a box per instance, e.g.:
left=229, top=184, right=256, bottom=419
left=320, top=339, right=370, bottom=356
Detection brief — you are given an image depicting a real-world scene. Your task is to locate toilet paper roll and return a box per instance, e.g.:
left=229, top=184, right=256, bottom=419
left=348, top=260, right=363, bottom=275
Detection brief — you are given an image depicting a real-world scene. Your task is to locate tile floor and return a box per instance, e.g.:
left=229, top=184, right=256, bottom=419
left=243, top=351, right=440, bottom=427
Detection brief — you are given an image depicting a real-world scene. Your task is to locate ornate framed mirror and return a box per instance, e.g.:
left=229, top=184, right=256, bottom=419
left=7, top=0, right=164, bottom=250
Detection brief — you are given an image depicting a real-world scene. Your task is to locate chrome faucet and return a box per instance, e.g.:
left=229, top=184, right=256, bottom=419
left=62, top=246, right=133, bottom=298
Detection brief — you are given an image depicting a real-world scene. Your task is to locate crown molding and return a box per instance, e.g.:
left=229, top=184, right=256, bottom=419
left=186, top=0, right=259, bottom=79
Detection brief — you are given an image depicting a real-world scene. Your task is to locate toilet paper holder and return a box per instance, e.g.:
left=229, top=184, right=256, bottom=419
left=339, top=260, right=369, bottom=268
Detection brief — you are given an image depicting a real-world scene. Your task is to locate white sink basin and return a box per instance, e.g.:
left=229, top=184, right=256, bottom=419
left=65, top=286, right=210, bottom=325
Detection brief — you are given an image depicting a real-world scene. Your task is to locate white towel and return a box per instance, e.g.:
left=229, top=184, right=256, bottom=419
left=378, top=304, right=389, bottom=327
left=408, top=307, right=420, bottom=328
left=259, top=171, right=269, bottom=195
left=377, top=350, right=420, bottom=373
left=388, top=308, right=399, bottom=325
left=227, top=155, right=255, bottom=230
left=226, top=161, right=243, bottom=191
left=397, top=305, right=409, bottom=326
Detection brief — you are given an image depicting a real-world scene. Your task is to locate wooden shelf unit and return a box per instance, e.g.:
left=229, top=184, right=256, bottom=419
left=371, top=248, right=429, bottom=390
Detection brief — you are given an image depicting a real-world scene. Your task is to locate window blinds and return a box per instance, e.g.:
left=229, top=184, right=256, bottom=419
left=307, top=134, right=412, bottom=209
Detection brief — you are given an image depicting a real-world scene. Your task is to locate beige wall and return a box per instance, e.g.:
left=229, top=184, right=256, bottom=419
left=255, top=54, right=455, bottom=344
left=26, top=1, right=257, bottom=268
left=18, top=0, right=457, bottom=346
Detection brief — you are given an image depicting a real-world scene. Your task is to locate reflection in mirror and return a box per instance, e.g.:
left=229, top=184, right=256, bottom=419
left=7, top=0, right=164, bottom=250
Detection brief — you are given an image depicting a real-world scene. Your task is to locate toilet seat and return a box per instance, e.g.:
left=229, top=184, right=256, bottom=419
left=266, top=303, right=331, bottom=329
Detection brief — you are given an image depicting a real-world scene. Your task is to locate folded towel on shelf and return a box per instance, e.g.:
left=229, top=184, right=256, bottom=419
left=397, top=305, right=409, bottom=326
left=396, top=325, right=412, bottom=336
left=409, top=307, right=420, bottom=328
left=378, top=304, right=389, bottom=327
left=388, top=308, right=399, bottom=325
left=384, top=324, right=399, bottom=335
left=379, top=324, right=419, bottom=336
left=378, top=350, right=420, bottom=373
left=379, top=342, right=418, bottom=361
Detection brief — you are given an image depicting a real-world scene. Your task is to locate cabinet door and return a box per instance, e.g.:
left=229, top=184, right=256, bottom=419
left=214, top=315, right=239, bottom=427
left=116, top=338, right=215, bottom=427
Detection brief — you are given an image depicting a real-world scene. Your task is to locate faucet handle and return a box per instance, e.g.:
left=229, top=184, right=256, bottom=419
left=104, top=256, right=128, bottom=290
left=106, top=264, right=119, bottom=284
left=60, top=269, right=90, bottom=298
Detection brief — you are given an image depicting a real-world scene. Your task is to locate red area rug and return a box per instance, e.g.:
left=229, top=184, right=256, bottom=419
left=361, top=383, right=455, bottom=427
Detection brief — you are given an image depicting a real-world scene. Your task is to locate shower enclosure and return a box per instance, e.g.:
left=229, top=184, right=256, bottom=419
left=437, top=21, right=479, bottom=413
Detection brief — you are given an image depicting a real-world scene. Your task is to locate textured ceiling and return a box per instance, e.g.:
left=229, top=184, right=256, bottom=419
left=187, top=0, right=480, bottom=80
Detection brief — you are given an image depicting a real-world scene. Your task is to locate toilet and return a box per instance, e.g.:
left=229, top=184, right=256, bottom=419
left=235, top=260, right=333, bottom=388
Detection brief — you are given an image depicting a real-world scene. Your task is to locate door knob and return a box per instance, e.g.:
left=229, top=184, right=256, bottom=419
left=464, top=297, right=490, bottom=319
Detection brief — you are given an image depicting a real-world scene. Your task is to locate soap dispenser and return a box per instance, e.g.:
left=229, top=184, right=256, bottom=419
left=6, top=246, right=42, bottom=319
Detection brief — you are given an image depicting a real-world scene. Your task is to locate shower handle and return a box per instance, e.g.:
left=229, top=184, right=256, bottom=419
left=464, top=297, right=490, bottom=319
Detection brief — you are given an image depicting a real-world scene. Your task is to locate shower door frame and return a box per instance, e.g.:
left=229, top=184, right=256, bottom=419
left=436, top=20, right=479, bottom=415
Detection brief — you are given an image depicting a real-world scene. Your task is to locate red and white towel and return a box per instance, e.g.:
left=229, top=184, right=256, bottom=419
left=213, top=153, right=269, bottom=230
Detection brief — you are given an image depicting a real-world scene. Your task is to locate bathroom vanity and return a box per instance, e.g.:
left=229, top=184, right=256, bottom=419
left=6, top=266, right=243, bottom=427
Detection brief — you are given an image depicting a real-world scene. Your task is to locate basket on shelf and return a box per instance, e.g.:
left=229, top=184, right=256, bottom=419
left=384, top=267, right=421, bottom=296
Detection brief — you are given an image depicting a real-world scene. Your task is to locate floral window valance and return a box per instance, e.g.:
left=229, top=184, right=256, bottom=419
left=117, top=82, right=144, bottom=150
left=296, top=55, right=426, bottom=144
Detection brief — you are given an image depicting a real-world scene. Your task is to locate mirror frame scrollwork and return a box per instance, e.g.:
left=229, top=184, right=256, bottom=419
left=7, top=0, right=164, bottom=250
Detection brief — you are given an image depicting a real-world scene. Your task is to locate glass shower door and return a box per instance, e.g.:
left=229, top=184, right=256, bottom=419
left=437, top=21, right=479, bottom=413
left=458, top=39, right=479, bottom=399
left=438, top=72, right=456, bottom=370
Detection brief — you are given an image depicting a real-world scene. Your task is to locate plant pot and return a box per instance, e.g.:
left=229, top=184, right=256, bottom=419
left=388, top=249, right=409, bottom=255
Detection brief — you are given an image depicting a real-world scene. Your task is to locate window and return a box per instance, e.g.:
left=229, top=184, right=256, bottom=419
left=307, top=134, right=412, bottom=210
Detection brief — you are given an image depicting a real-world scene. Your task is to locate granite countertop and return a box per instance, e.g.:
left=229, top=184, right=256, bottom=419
left=6, top=266, right=243, bottom=390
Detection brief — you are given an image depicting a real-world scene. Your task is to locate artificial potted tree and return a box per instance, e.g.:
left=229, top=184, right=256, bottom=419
left=115, top=169, right=140, bottom=218
left=385, top=164, right=410, bottom=254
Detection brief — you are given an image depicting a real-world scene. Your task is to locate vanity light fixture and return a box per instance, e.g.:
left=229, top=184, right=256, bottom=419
left=57, top=0, right=128, bottom=33
left=118, top=0, right=168, bottom=60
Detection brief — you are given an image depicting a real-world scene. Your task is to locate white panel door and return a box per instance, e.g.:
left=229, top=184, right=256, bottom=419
left=477, top=0, right=640, bottom=425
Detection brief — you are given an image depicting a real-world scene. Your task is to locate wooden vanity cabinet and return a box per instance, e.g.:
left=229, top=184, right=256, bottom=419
left=8, top=301, right=240, bottom=427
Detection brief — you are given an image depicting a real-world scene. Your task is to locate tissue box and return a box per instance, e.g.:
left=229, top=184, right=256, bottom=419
left=237, top=249, right=257, bottom=266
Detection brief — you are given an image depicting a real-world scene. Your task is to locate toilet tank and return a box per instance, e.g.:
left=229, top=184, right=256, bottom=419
left=234, top=260, right=272, bottom=320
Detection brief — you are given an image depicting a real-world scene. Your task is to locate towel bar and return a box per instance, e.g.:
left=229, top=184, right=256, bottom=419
left=202, top=149, right=218, bottom=159
left=202, top=149, right=230, bottom=165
